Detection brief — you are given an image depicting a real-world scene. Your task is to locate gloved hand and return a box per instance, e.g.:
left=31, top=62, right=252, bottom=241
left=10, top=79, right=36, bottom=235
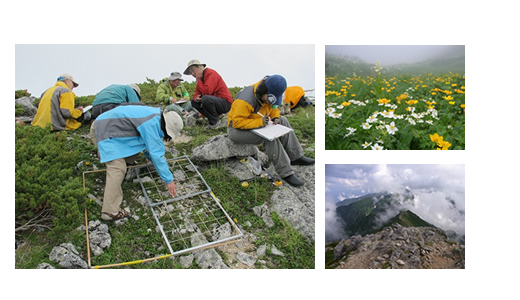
left=272, top=117, right=280, bottom=125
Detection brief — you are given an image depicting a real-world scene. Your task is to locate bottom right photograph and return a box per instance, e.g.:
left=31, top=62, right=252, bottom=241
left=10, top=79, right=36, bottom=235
left=325, top=164, right=465, bottom=269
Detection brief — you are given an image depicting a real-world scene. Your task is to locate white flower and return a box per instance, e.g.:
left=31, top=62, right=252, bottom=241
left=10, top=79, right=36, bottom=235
left=380, top=110, right=395, bottom=118
left=362, top=123, right=372, bottom=130
left=426, top=120, right=433, bottom=125
left=362, top=141, right=372, bottom=149
left=345, top=127, right=357, bottom=137
left=371, top=143, right=384, bottom=150
left=329, top=112, right=342, bottom=118
left=385, top=121, right=398, bottom=135
left=367, top=114, right=378, bottom=123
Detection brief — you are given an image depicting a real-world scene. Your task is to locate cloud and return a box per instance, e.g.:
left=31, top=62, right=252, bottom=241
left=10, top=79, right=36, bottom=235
left=325, top=164, right=465, bottom=241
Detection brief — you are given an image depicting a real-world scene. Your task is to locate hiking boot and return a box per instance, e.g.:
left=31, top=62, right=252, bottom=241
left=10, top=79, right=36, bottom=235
left=101, top=209, right=130, bottom=221
left=283, top=174, right=304, bottom=187
left=291, top=156, right=315, bottom=165
left=204, top=119, right=221, bottom=129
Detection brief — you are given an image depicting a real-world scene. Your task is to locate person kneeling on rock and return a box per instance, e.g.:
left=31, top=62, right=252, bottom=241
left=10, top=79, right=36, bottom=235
left=226, top=75, right=314, bottom=187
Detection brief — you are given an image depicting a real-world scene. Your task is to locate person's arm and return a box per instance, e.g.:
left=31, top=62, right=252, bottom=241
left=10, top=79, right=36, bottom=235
left=156, top=84, right=173, bottom=104
left=137, top=117, right=175, bottom=196
left=59, top=92, right=83, bottom=119
left=230, top=100, right=264, bottom=129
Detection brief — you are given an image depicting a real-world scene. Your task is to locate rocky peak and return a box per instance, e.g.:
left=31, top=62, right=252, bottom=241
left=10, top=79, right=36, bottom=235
left=328, top=224, right=465, bottom=269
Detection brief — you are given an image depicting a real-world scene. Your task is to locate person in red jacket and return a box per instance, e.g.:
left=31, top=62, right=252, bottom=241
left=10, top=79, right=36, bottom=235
left=183, top=59, right=233, bottom=129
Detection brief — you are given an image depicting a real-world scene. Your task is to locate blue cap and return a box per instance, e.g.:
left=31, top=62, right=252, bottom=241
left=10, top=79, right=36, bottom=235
left=265, top=75, right=287, bottom=106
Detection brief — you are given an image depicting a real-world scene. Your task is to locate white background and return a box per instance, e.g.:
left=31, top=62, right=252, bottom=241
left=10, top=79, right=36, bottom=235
left=4, top=0, right=518, bottom=298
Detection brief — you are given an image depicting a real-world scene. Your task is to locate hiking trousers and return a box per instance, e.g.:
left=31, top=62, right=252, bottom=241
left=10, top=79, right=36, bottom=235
left=227, top=116, right=304, bottom=178
left=102, top=154, right=139, bottom=214
left=191, top=95, right=231, bottom=125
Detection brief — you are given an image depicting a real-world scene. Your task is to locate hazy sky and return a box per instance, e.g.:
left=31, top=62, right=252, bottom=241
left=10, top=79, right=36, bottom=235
left=325, top=164, right=465, bottom=240
left=325, top=45, right=458, bottom=66
left=15, top=44, right=315, bottom=97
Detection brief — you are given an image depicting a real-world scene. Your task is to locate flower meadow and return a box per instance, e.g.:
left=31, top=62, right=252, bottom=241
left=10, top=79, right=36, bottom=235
left=325, top=67, right=465, bottom=150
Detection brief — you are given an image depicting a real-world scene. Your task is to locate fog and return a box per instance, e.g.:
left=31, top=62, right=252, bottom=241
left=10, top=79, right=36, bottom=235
left=325, top=45, right=464, bottom=66
left=325, top=164, right=465, bottom=241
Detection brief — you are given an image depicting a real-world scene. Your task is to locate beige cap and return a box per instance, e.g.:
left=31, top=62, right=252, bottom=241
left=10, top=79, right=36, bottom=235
left=128, top=83, right=141, bottom=97
left=58, top=74, right=79, bottom=87
left=183, top=59, right=206, bottom=75
left=168, top=72, right=184, bottom=81
left=163, top=111, right=183, bottom=139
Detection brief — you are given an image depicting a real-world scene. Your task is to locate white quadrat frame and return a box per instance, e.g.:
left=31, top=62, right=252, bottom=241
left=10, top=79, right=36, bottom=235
left=134, top=155, right=243, bottom=256
left=83, top=155, right=243, bottom=268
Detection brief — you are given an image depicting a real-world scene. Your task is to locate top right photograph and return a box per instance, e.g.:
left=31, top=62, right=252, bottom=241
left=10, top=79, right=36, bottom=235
left=325, top=45, right=465, bottom=150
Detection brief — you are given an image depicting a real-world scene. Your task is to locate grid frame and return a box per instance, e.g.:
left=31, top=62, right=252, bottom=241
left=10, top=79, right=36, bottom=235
left=134, top=155, right=243, bottom=256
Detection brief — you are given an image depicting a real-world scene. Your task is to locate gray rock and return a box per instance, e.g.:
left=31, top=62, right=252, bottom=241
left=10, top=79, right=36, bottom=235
left=270, top=245, right=285, bottom=256
left=179, top=255, right=194, bottom=268
left=88, top=220, right=111, bottom=256
left=36, top=263, right=55, bottom=269
left=49, top=243, right=88, bottom=269
left=237, top=251, right=257, bottom=267
left=191, top=135, right=259, bottom=162
left=15, top=96, right=37, bottom=116
left=334, top=240, right=346, bottom=260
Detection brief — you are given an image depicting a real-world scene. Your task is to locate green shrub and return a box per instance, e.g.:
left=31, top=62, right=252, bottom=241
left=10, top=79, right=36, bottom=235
left=15, top=124, right=88, bottom=237
left=15, top=89, right=31, bottom=99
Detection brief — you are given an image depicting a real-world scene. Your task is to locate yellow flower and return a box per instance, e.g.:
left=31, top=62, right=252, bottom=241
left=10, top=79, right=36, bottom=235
left=449, top=101, right=455, bottom=105
left=405, top=100, right=418, bottom=105
left=443, top=95, right=454, bottom=101
left=342, top=101, right=351, bottom=107
left=241, top=182, right=249, bottom=187
left=430, top=133, right=441, bottom=143
left=431, top=92, right=437, bottom=95
left=351, top=94, right=356, bottom=97
left=377, top=98, right=391, bottom=105
left=274, top=181, right=283, bottom=186
left=461, top=104, right=465, bottom=109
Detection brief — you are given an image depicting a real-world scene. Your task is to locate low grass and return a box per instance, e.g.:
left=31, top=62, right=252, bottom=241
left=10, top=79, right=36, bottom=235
left=15, top=105, right=315, bottom=269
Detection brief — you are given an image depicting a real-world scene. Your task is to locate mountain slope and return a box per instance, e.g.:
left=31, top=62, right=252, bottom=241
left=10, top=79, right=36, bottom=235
left=335, top=192, right=416, bottom=237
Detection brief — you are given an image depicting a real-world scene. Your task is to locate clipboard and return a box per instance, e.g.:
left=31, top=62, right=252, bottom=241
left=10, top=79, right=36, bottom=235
left=251, top=123, right=293, bottom=141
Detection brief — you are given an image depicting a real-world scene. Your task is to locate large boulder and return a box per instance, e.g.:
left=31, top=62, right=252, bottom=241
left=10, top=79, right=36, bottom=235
left=15, top=96, right=38, bottom=116
left=191, top=135, right=259, bottom=162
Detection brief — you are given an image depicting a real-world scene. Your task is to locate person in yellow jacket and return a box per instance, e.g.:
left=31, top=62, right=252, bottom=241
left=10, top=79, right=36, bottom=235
left=32, top=74, right=90, bottom=131
left=227, top=75, right=314, bottom=187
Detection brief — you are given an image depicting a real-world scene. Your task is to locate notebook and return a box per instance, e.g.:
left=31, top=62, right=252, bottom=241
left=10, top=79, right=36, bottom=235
left=252, top=123, right=293, bottom=141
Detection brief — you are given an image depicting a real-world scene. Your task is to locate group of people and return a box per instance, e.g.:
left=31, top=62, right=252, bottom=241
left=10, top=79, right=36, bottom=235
left=31, top=59, right=314, bottom=221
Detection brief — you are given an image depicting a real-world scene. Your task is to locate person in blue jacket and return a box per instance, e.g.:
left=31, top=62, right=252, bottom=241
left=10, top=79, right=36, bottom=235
left=91, top=84, right=142, bottom=118
left=93, top=104, right=183, bottom=221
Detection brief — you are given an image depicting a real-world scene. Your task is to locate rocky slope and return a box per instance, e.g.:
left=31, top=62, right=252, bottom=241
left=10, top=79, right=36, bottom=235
left=328, top=223, right=465, bottom=269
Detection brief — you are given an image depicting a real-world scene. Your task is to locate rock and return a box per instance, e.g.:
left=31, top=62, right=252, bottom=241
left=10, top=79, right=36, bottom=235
left=15, top=96, right=37, bottom=116
left=253, top=203, right=274, bottom=228
left=88, top=220, right=111, bottom=256
left=271, top=245, right=285, bottom=256
left=36, top=263, right=55, bottom=269
left=396, top=259, right=405, bottom=266
left=270, top=164, right=315, bottom=241
left=191, top=135, right=259, bottom=162
left=237, top=251, right=257, bottom=267
left=334, top=240, right=346, bottom=261
left=256, top=244, right=267, bottom=257
left=49, top=243, right=88, bottom=269
left=179, top=255, right=194, bottom=268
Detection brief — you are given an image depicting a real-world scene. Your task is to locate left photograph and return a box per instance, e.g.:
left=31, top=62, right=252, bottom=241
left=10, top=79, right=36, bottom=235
left=15, top=44, right=316, bottom=269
